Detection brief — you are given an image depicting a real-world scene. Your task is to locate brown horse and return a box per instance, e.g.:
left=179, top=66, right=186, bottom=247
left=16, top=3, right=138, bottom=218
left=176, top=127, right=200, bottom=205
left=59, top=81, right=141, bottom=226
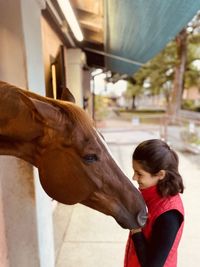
left=0, top=81, right=147, bottom=229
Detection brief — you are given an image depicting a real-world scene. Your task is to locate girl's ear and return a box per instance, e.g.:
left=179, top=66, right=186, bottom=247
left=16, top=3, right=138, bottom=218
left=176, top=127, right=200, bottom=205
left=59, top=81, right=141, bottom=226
left=157, top=170, right=166, bottom=180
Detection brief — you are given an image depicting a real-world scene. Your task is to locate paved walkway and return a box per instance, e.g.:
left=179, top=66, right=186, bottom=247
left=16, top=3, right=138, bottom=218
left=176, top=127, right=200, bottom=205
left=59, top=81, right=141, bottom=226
left=55, top=120, right=200, bottom=267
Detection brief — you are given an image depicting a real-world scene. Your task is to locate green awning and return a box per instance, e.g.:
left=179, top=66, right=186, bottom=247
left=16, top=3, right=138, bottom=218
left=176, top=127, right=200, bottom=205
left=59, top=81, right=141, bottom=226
left=105, top=0, right=200, bottom=75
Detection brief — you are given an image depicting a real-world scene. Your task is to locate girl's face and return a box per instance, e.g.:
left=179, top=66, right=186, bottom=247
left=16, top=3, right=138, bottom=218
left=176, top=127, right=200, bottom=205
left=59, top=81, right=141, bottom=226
left=132, top=160, right=162, bottom=190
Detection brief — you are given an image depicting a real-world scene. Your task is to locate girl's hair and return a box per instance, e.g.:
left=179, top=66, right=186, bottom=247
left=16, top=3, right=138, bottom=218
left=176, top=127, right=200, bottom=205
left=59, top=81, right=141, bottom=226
left=132, top=139, right=184, bottom=197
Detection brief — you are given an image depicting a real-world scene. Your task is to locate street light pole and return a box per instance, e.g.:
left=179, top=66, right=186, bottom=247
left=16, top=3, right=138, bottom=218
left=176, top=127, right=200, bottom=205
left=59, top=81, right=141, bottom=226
left=91, top=69, right=104, bottom=122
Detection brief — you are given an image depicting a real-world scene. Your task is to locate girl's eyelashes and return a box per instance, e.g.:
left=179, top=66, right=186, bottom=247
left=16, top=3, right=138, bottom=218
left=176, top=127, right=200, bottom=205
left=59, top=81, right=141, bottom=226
left=134, top=171, right=142, bottom=176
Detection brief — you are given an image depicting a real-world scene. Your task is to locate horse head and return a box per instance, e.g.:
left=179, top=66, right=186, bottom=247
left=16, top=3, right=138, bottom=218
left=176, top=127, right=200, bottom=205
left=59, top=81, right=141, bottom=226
left=0, top=81, right=147, bottom=229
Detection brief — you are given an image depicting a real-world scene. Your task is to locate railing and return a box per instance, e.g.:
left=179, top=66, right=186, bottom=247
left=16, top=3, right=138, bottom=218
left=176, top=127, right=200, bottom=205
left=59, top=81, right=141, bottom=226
left=168, top=116, right=200, bottom=154
left=131, top=113, right=200, bottom=154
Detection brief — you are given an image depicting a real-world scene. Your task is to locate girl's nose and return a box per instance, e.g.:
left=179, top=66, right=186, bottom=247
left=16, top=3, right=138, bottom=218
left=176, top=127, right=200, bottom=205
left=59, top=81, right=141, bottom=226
left=132, top=173, right=137, bottom=181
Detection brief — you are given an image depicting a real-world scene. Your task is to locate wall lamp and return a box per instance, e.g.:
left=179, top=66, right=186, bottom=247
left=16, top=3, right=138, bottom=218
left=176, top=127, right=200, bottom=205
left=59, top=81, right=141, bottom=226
left=57, top=0, right=84, bottom=42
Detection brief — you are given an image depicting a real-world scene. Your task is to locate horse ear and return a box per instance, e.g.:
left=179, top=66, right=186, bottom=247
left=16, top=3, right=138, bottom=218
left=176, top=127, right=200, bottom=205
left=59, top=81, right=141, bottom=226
left=18, top=91, right=63, bottom=124
left=61, top=87, right=76, bottom=103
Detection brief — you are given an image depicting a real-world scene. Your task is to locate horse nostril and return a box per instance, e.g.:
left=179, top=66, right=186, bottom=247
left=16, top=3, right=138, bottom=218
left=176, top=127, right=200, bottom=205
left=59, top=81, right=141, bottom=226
left=137, top=210, right=148, bottom=227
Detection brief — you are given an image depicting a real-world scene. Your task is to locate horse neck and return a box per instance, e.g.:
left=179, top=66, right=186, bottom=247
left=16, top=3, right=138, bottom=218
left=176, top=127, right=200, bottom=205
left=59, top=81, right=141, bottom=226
left=0, top=86, right=42, bottom=166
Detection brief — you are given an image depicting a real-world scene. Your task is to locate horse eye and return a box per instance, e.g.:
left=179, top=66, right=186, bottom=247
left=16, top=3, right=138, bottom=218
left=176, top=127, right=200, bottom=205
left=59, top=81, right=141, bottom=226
left=83, top=154, right=98, bottom=163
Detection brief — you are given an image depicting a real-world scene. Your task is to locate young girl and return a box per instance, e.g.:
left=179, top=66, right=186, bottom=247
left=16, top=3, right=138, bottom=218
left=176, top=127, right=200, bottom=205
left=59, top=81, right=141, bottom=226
left=124, top=139, right=184, bottom=267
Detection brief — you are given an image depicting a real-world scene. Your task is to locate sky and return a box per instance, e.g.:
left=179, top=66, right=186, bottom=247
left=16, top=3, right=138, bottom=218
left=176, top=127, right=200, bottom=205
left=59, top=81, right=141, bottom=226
left=91, top=70, right=127, bottom=97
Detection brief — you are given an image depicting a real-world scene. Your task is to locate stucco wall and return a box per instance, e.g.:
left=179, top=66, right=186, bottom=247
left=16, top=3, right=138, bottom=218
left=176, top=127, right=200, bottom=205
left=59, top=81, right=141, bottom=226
left=41, top=16, right=63, bottom=97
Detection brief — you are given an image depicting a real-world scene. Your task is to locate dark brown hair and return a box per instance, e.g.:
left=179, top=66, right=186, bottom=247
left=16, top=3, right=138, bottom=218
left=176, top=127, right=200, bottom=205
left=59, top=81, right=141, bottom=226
left=132, top=139, right=184, bottom=197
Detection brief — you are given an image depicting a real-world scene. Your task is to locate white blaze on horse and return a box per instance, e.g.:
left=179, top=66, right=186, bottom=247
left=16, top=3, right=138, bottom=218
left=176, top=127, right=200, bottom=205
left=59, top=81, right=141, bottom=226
left=0, top=81, right=147, bottom=229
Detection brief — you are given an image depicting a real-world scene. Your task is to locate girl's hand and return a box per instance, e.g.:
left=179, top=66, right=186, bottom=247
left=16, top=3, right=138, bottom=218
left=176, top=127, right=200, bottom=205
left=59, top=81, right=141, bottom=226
left=130, top=228, right=142, bottom=235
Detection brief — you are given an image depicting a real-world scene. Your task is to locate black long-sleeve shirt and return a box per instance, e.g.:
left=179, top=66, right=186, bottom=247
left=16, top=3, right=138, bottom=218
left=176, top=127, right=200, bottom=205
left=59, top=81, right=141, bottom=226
left=132, top=210, right=183, bottom=267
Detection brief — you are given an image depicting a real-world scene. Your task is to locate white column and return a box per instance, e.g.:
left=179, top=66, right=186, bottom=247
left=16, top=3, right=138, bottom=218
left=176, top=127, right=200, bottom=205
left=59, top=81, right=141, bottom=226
left=21, top=0, right=55, bottom=266
left=0, top=176, right=9, bottom=267
left=0, top=0, right=55, bottom=266
left=0, top=158, right=40, bottom=267
left=65, top=48, right=86, bottom=107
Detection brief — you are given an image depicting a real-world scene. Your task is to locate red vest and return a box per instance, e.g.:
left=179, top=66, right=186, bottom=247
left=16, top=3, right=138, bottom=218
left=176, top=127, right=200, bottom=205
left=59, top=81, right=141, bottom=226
left=124, top=185, right=184, bottom=267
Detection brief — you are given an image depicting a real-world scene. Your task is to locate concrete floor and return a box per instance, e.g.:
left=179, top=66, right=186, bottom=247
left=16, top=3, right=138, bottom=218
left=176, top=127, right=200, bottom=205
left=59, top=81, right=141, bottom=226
left=54, top=120, right=200, bottom=267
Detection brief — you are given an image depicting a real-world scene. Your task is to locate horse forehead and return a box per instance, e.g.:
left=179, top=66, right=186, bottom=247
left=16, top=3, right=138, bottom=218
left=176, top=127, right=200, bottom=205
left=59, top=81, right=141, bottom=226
left=95, top=130, right=119, bottom=162
left=69, top=125, right=113, bottom=157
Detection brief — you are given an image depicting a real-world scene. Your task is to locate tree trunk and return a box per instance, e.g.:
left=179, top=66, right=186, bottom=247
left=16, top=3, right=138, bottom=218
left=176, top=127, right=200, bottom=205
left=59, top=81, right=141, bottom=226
left=168, top=29, right=187, bottom=119
left=132, top=95, right=136, bottom=109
